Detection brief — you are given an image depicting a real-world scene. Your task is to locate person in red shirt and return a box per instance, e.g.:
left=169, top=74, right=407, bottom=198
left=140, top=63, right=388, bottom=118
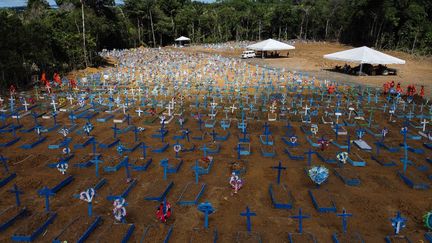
left=328, top=84, right=336, bottom=94
left=383, top=82, right=390, bottom=94
left=53, top=72, right=62, bottom=86
left=419, top=85, right=425, bottom=98
left=69, top=78, right=77, bottom=89
left=156, top=201, right=171, bottom=223
left=396, top=83, right=403, bottom=94
left=41, top=71, right=48, bottom=86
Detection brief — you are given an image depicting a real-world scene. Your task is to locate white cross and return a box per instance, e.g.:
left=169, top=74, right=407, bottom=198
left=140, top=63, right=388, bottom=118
left=169, top=98, right=176, bottom=108
left=130, top=87, right=135, bottom=97
left=303, top=105, right=310, bottom=115
left=348, top=107, right=355, bottom=119
left=230, top=104, right=237, bottom=113
left=335, top=111, right=342, bottom=124
left=51, top=99, right=58, bottom=112
left=122, top=103, right=127, bottom=114
left=421, top=119, right=429, bottom=132
left=9, top=95, right=15, bottom=103
left=67, top=94, right=74, bottom=105
left=22, top=100, right=29, bottom=111
left=135, top=108, right=143, bottom=117
left=166, top=103, right=173, bottom=116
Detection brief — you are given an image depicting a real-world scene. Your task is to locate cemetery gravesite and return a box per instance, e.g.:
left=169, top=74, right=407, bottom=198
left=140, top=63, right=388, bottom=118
left=0, top=47, right=431, bottom=242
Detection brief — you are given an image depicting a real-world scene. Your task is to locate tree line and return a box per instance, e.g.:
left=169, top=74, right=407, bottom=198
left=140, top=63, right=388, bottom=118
left=1, top=0, right=431, bottom=89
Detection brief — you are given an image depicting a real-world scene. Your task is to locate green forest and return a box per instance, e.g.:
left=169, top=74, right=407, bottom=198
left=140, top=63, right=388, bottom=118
left=1, top=0, right=431, bottom=88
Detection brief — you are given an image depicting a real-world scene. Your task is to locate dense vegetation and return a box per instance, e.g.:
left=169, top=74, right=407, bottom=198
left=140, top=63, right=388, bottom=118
left=1, top=0, right=431, bottom=88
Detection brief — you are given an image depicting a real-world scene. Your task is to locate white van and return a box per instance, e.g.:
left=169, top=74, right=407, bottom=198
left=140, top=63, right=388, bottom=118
left=241, top=50, right=256, bottom=59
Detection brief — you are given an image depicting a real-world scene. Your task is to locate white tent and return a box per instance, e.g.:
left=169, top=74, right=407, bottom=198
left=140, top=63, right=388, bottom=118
left=247, top=38, right=295, bottom=51
left=175, top=36, right=190, bottom=42
left=323, top=46, right=405, bottom=65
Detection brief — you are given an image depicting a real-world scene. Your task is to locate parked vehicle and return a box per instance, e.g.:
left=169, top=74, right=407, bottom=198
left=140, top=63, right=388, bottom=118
left=241, top=50, right=256, bottom=59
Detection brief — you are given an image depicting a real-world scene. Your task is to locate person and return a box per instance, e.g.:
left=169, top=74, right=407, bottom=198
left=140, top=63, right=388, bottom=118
left=40, top=71, right=48, bottom=86
left=407, top=84, right=416, bottom=97
left=229, top=172, right=243, bottom=195
left=420, top=85, right=425, bottom=98
left=156, top=200, right=171, bottom=223
left=396, top=82, right=403, bottom=94
left=9, top=85, right=16, bottom=96
left=327, top=84, right=336, bottom=94
left=69, top=78, right=77, bottom=89
left=53, top=72, right=62, bottom=86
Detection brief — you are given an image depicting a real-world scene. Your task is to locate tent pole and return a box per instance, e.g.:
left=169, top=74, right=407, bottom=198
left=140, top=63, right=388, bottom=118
left=359, top=63, right=363, bottom=76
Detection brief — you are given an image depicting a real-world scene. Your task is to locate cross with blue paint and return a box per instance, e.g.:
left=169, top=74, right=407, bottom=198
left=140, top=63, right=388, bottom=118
left=1, top=155, right=9, bottom=174
left=271, top=161, right=286, bottom=185
left=91, top=156, right=103, bottom=178
left=202, top=142, right=214, bottom=157
left=198, top=202, right=215, bottom=229
left=192, top=160, right=201, bottom=184
left=236, top=143, right=243, bottom=159
left=141, top=142, right=150, bottom=159
left=160, top=159, right=169, bottom=180
left=210, top=129, right=217, bottom=142
left=290, top=208, right=310, bottom=233
left=391, top=211, right=407, bottom=235
left=123, top=156, right=132, bottom=180
left=304, top=148, right=314, bottom=166
left=240, top=206, right=256, bottom=232
left=111, top=123, right=119, bottom=138
left=38, top=186, right=55, bottom=212
left=9, top=184, right=23, bottom=207
left=336, top=208, right=352, bottom=233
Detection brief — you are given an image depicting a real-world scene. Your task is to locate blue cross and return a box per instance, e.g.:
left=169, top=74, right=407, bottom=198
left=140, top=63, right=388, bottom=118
left=334, top=123, right=340, bottom=140
left=198, top=202, right=215, bottom=229
left=290, top=208, right=310, bottom=233
left=240, top=206, right=256, bottom=232
left=391, top=211, right=407, bottom=235
left=336, top=208, right=352, bottom=233
left=192, top=160, right=201, bottom=184
left=9, top=184, right=23, bottom=207
left=141, top=142, right=150, bottom=159
left=160, top=159, right=169, bottom=180
left=91, top=157, right=103, bottom=178
left=1, top=155, right=9, bottom=174
left=271, top=161, right=286, bottom=185
left=237, top=143, right=243, bottom=159
left=38, top=186, right=55, bottom=212
left=112, top=123, right=119, bottom=138
left=123, top=156, right=131, bottom=180
left=210, top=130, right=217, bottom=142
left=304, top=148, right=315, bottom=166
left=200, top=144, right=209, bottom=157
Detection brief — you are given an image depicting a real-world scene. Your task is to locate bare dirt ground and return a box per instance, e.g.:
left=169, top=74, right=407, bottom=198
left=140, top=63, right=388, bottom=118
left=184, top=42, right=432, bottom=98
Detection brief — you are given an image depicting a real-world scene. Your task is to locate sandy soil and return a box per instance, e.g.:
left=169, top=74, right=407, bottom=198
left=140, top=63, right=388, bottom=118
left=183, top=42, right=432, bottom=98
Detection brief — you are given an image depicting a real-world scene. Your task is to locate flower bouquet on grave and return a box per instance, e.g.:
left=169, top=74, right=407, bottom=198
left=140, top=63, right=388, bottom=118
left=113, top=198, right=127, bottom=223
left=308, top=165, right=329, bottom=186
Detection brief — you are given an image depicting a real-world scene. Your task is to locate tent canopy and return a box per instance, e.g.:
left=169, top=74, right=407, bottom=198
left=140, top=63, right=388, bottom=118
left=323, top=46, right=405, bottom=65
left=175, top=36, right=190, bottom=42
left=247, top=39, right=295, bottom=51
